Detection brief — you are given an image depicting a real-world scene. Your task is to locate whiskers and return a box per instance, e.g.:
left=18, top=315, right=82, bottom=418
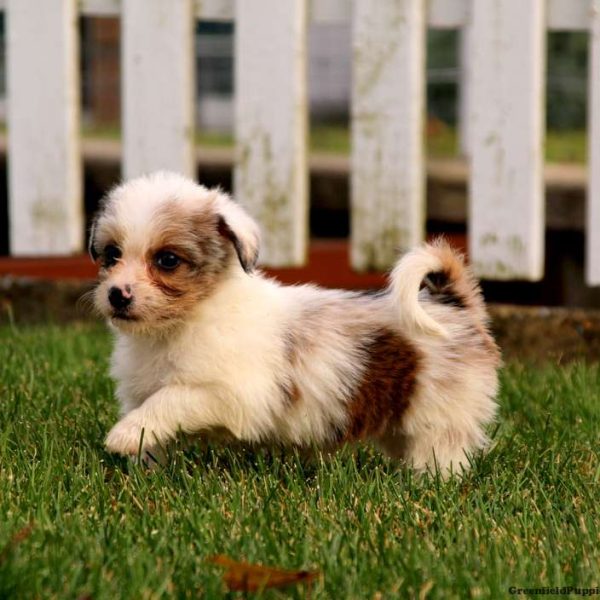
left=77, top=288, right=100, bottom=317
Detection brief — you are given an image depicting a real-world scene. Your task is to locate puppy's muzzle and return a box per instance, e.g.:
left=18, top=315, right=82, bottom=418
left=108, top=285, right=133, bottom=312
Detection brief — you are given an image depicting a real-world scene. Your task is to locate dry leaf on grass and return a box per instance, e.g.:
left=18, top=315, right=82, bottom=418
left=208, top=554, right=319, bottom=593
left=0, top=522, right=34, bottom=564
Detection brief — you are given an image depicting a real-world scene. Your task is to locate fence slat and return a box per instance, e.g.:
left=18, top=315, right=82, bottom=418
left=309, top=0, right=349, bottom=24
left=7, top=0, right=82, bottom=255
left=469, top=0, right=546, bottom=280
left=428, top=0, right=467, bottom=29
left=588, top=0, right=600, bottom=285
left=458, top=17, right=473, bottom=156
left=122, top=0, right=194, bottom=179
left=80, top=0, right=120, bottom=16
left=547, top=0, right=589, bottom=31
left=351, top=0, right=426, bottom=271
left=234, top=0, right=308, bottom=267
left=194, top=0, right=233, bottom=21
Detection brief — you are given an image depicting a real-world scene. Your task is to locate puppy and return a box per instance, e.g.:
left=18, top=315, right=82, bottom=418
left=90, top=171, right=500, bottom=475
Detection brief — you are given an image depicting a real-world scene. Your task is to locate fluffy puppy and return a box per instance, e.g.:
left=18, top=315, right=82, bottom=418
left=90, top=171, right=500, bottom=475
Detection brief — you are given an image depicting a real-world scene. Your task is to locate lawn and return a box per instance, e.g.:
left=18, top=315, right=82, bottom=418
left=1, top=323, right=599, bottom=598
left=82, top=123, right=589, bottom=164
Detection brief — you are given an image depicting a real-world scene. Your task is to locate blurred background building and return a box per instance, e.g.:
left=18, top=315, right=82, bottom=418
left=73, top=20, right=589, bottom=133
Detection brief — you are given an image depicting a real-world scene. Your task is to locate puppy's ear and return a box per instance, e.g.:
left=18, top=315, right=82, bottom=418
left=88, top=216, right=99, bottom=262
left=214, top=194, right=260, bottom=273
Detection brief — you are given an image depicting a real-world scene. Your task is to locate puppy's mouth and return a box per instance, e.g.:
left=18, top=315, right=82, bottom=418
left=111, top=310, right=139, bottom=322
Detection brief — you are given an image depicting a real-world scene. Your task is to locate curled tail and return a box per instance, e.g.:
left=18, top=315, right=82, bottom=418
left=389, top=239, right=484, bottom=338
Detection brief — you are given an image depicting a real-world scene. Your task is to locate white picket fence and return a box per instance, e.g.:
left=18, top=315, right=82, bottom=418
left=4, top=0, right=600, bottom=285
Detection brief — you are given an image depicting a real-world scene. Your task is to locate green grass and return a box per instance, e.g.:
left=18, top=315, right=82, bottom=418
left=1, top=324, right=599, bottom=599
left=82, top=124, right=588, bottom=164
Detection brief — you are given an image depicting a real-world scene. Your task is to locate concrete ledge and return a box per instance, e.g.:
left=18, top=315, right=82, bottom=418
left=1, top=276, right=599, bottom=363
left=489, top=304, right=600, bottom=364
left=0, top=277, right=96, bottom=324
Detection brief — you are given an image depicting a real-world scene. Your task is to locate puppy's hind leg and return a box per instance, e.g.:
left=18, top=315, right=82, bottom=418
left=376, top=421, right=488, bottom=478
left=404, top=428, right=482, bottom=477
left=377, top=429, right=482, bottom=478
left=385, top=240, right=499, bottom=477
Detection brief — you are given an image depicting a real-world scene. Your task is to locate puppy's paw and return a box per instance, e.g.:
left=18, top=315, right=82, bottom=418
left=105, top=414, right=145, bottom=456
left=105, top=411, right=166, bottom=456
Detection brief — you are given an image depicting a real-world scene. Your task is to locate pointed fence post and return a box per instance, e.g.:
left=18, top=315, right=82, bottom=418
left=350, top=0, right=426, bottom=271
left=587, top=0, right=600, bottom=286
left=234, top=0, right=309, bottom=267
left=469, top=0, right=546, bottom=280
left=122, top=0, right=195, bottom=179
left=7, top=0, right=83, bottom=255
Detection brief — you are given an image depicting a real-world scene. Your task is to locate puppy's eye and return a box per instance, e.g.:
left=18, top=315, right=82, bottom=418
left=154, top=251, right=181, bottom=271
left=103, top=244, right=121, bottom=268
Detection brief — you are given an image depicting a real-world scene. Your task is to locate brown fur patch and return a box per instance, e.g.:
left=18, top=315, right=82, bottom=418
left=424, top=240, right=501, bottom=365
left=92, top=222, right=125, bottom=267
left=426, top=240, right=488, bottom=318
left=143, top=203, right=233, bottom=313
left=283, top=329, right=304, bottom=368
left=217, top=216, right=256, bottom=273
left=278, top=379, right=301, bottom=406
left=149, top=203, right=229, bottom=267
left=279, top=333, right=304, bottom=406
left=343, top=329, right=420, bottom=441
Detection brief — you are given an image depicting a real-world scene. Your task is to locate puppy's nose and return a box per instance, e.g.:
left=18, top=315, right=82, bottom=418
left=108, top=285, right=132, bottom=310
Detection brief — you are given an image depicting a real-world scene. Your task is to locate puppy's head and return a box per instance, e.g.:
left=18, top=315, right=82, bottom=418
left=89, top=171, right=260, bottom=333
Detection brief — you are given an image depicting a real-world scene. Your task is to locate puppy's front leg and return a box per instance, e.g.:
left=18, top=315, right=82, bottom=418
left=105, top=385, right=233, bottom=456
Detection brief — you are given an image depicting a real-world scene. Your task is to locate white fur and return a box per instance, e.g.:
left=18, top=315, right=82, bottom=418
left=108, top=272, right=365, bottom=449
left=390, top=248, right=450, bottom=338
left=379, top=298, right=499, bottom=473
left=95, top=172, right=500, bottom=476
